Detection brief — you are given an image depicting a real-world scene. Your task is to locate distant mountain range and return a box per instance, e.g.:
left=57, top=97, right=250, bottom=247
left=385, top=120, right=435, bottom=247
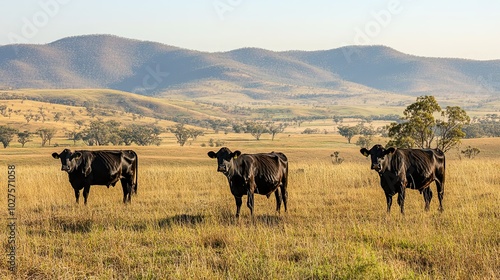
left=1, top=35, right=499, bottom=103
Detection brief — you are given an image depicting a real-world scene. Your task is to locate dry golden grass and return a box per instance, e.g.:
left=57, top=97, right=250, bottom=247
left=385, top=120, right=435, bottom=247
left=0, top=136, right=499, bottom=279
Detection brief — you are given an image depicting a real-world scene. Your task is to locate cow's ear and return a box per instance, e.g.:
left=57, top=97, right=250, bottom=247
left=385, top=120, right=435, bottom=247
left=207, top=151, right=217, bottom=158
left=385, top=147, right=396, bottom=155
left=71, top=152, right=82, bottom=160
left=360, top=148, right=370, bottom=157
left=232, top=150, right=241, bottom=158
left=52, top=152, right=60, bottom=159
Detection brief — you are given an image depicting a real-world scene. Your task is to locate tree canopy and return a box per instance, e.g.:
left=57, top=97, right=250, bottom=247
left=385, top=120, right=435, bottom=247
left=386, top=96, right=469, bottom=152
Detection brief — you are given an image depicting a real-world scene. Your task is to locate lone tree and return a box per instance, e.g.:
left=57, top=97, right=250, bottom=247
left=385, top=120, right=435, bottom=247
left=66, top=130, right=82, bottom=145
left=332, top=115, right=343, bottom=125
left=188, top=128, right=205, bottom=141
left=81, top=120, right=120, bottom=146
left=37, top=128, right=57, bottom=147
left=386, top=96, right=469, bottom=152
left=245, top=121, right=268, bottom=140
left=0, top=125, right=18, bottom=148
left=267, top=122, right=287, bottom=141
left=127, top=124, right=163, bottom=146
left=17, top=131, right=32, bottom=147
left=356, top=123, right=375, bottom=148
left=169, top=123, right=190, bottom=146
left=338, top=125, right=361, bottom=144
left=436, top=106, right=470, bottom=152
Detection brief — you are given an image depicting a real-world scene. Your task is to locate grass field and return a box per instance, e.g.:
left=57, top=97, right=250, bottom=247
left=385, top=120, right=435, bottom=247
left=0, top=134, right=499, bottom=279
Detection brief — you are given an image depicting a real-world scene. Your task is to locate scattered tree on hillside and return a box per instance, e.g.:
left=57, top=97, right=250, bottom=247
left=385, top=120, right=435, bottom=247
left=302, top=128, right=321, bottom=134
left=356, top=123, right=376, bottom=148
left=189, top=128, right=205, bottom=141
left=169, top=123, right=191, bottom=146
left=267, top=122, right=287, bottom=141
left=208, top=119, right=231, bottom=134
left=118, top=126, right=135, bottom=146
left=332, top=115, right=343, bottom=125
left=17, top=131, right=32, bottom=147
left=38, top=106, right=48, bottom=122
left=338, top=125, right=361, bottom=144
left=0, top=104, right=7, bottom=116
left=74, top=120, right=85, bottom=130
left=53, top=112, right=63, bottom=122
left=37, top=128, right=57, bottom=147
left=232, top=123, right=244, bottom=133
left=292, top=118, right=305, bottom=127
left=356, top=135, right=373, bottom=149
left=127, top=124, right=163, bottom=146
left=24, top=112, right=34, bottom=123
left=0, top=125, right=18, bottom=148
left=66, top=130, right=82, bottom=145
left=81, top=120, right=121, bottom=146
left=461, top=114, right=500, bottom=138
left=245, top=121, right=268, bottom=140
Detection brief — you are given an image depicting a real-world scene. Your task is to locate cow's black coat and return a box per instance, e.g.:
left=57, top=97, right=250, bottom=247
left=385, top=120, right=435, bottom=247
left=360, top=145, right=445, bottom=214
left=208, top=147, right=288, bottom=218
left=52, top=149, right=138, bottom=204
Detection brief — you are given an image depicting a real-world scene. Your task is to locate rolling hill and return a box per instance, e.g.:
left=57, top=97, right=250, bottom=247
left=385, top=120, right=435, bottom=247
left=1, top=34, right=499, bottom=104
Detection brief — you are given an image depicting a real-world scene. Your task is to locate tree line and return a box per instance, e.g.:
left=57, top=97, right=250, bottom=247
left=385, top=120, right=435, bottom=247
left=0, top=121, right=165, bottom=148
left=0, top=119, right=290, bottom=148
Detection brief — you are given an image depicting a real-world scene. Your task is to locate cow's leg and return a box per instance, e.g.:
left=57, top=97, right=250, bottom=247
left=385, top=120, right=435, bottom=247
left=385, top=193, right=393, bottom=213
left=121, top=178, right=132, bottom=203
left=275, top=188, right=282, bottom=213
left=435, top=179, right=444, bottom=212
left=422, top=188, right=433, bottom=211
left=74, top=188, right=80, bottom=204
left=246, top=189, right=254, bottom=216
left=82, top=185, right=91, bottom=205
left=281, top=178, right=288, bottom=213
left=397, top=188, right=405, bottom=214
left=234, top=196, right=242, bottom=218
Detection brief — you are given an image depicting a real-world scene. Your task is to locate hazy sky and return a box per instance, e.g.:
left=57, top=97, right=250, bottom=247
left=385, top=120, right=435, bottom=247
left=1, top=0, right=499, bottom=60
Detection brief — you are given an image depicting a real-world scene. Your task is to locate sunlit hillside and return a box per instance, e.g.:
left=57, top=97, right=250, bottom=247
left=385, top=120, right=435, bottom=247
left=1, top=35, right=499, bottom=107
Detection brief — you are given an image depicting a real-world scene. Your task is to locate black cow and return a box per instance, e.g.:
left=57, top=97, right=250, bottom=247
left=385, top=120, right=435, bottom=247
left=52, top=149, right=138, bottom=204
left=360, top=145, right=445, bottom=214
left=208, top=147, right=288, bottom=218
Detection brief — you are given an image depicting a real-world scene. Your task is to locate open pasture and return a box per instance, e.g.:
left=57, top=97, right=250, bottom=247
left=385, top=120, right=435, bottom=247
left=0, top=137, right=499, bottom=279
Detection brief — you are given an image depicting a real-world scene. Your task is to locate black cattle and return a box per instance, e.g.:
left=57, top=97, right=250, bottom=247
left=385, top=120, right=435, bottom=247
left=52, top=149, right=138, bottom=204
left=208, top=147, right=288, bottom=218
left=360, top=144, right=445, bottom=214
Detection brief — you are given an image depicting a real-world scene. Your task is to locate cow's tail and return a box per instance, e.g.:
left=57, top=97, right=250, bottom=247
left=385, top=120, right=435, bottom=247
left=435, top=148, right=445, bottom=211
left=132, top=150, right=138, bottom=195
left=440, top=150, right=445, bottom=190
left=280, top=153, right=288, bottom=212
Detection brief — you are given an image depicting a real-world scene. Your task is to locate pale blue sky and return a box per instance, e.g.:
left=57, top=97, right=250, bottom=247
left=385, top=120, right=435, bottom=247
left=1, top=0, right=499, bottom=60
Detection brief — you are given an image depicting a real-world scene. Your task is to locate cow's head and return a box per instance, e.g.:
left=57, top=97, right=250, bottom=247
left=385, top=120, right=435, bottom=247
left=360, top=145, right=396, bottom=172
left=207, top=147, right=241, bottom=173
left=52, top=149, right=82, bottom=172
